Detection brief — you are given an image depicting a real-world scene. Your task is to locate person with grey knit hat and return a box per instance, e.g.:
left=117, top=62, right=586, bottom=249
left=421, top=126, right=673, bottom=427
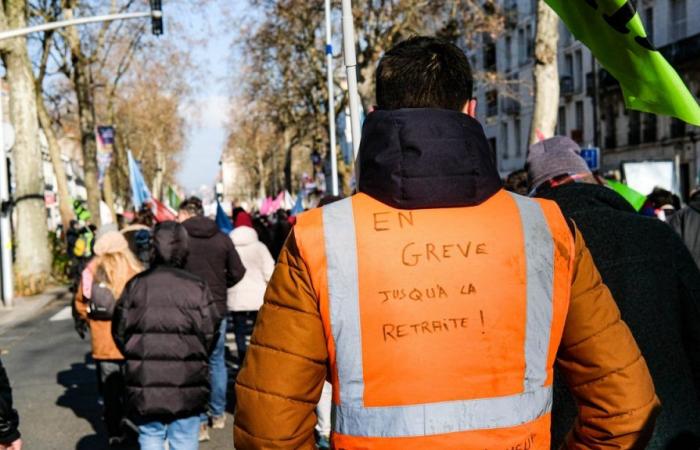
left=527, top=136, right=700, bottom=450
left=526, top=135, right=596, bottom=194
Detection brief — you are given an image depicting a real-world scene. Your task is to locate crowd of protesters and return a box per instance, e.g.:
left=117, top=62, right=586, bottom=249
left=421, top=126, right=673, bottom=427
left=8, top=34, right=691, bottom=450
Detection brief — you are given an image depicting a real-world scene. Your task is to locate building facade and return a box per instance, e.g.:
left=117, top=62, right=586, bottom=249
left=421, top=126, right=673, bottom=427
left=474, top=0, right=700, bottom=198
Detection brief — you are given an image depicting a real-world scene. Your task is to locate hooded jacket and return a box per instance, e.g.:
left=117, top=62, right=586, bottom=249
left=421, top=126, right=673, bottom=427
left=182, top=215, right=246, bottom=317
left=112, top=221, right=220, bottom=420
left=538, top=182, right=700, bottom=449
left=227, top=226, right=275, bottom=312
left=668, top=194, right=700, bottom=269
left=234, top=109, right=659, bottom=449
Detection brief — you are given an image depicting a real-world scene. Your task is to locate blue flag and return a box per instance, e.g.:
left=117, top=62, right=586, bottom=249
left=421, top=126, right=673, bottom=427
left=128, top=150, right=151, bottom=209
left=291, top=191, right=304, bottom=216
left=216, top=201, right=234, bottom=234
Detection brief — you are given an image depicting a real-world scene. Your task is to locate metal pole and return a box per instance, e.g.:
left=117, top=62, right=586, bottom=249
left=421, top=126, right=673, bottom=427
left=0, top=11, right=157, bottom=41
left=341, top=0, right=362, bottom=161
left=0, top=86, right=12, bottom=307
left=325, top=0, right=339, bottom=196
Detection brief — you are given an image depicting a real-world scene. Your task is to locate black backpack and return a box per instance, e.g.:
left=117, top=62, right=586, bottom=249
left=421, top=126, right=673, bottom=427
left=87, top=269, right=117, bottom=320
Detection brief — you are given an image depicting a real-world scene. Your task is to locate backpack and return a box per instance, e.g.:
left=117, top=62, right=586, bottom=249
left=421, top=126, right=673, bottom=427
left=86, top=269, right=117, bottom=320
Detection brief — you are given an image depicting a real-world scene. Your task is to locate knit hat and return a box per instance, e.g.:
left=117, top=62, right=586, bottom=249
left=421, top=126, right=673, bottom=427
left=94, top=223, right=119, bottom=242
left=527, top=136, right=591, bottom=191
left=234, top=211, right=254, bottom=228
left=94, top=230, right=129, bottom=256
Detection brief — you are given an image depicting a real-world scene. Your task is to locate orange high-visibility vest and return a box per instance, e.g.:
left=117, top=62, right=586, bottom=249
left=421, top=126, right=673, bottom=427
left=294, top=190, right=575, bottom=450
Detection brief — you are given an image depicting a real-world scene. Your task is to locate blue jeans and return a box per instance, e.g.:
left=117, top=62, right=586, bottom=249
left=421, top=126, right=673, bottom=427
left=202, top=317, right=227, bottom=422
left=138, top=416, right=200, bottom=450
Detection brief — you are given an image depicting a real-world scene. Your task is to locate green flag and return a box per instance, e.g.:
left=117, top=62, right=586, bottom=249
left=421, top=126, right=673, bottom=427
left=544, top=0, right=700, bottom=126
left=167, top=186, right=181, bottom=210
left=607, top=180, right=646, bottom=211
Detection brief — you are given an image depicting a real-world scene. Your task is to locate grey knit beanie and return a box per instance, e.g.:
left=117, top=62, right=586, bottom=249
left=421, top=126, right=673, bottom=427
left=527, top=136, right=591, bottom=191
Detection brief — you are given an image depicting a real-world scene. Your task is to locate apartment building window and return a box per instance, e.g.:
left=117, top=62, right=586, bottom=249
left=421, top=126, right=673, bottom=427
left=628, top=111, right=641, bottom=146
left=670, top=0, right=687, bottom=41
left=486, top=90, right=499, bottom=117
left=505, top=36, right=512, bottom=71
left=518, top=28, right=526, bottom=65
left=526, top=24, right=534, bottom=58
left=574, top=50, right=583, bottom=93
left=605, top=104, right=617, bottom=149
left=574, top=101, right=584, bottom=142
left=671, top=118, right=686, bottom=139
left=483, top=34, right=497, bottom=70
left=558, top=106, right=567, bottom=136
left=501, top=122, right=509, bottom=160
left=644, top=7, right=654, bottom=44
left=514, top=119, right=522, bottom=157
left=530, top=0, right=537, bottom=15
left=643, top=113, right=657, bottom=143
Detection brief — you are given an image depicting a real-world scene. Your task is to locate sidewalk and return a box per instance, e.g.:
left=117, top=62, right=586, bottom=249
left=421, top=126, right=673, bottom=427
left=0, top=285, right=69, bottom=332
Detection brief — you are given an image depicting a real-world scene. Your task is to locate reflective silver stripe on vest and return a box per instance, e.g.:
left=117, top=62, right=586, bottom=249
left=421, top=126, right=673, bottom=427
left=322, top=194, right=555, bottom=437
left=508, top=192, right=555, bottom=391
left=323, top=198, right=365, bottom=405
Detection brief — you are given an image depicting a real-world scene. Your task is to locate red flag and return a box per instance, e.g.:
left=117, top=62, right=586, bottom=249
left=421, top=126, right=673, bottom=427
left=150, top=198, right=176, bottom=222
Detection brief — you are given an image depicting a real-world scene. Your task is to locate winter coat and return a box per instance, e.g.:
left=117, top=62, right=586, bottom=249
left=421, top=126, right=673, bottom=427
left=227, top=226, right=275, bottom=312
left=0, top=358, right=19, bottom=445
left=182, top=215, right=246, bottom=317
left=668, top=195, right=700, bottom=269
left=112, top=221, right=220, bottom=420
left=74, top=259, right=139, bottom=360
left=233, top=109, right=659, bottom=449
left=537, top=182, right=700, bottom=449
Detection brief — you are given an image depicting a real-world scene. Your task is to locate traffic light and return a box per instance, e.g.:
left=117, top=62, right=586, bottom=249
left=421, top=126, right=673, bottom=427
left=150, top=0, right=163, bottom=36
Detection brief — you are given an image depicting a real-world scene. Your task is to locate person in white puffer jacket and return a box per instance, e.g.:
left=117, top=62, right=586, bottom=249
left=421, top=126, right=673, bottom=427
left=227, top=211, right=275, bottom=366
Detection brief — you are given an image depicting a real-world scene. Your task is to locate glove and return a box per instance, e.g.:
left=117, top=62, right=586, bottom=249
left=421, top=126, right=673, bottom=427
left=74, top=319, right=88, bottom=340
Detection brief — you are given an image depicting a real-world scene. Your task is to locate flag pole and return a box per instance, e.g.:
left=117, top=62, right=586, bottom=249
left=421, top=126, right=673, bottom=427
left=341, top=0, right=361, bottom=162
left=324, top=0, right=339, bottom=196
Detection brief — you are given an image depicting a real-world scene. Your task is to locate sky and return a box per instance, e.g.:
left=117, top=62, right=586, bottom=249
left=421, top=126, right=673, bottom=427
left=171, top=1, right=242, bottom=195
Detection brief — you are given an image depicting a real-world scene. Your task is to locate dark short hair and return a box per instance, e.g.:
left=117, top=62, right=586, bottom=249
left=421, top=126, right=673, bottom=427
left=376, top=36, right=473, bottom=111
left=179, top=196, right=204, bottom=216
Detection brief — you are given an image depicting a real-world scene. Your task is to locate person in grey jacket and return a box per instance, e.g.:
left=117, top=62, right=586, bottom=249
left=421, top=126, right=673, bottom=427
left=668, top=189, right=700, bottom=269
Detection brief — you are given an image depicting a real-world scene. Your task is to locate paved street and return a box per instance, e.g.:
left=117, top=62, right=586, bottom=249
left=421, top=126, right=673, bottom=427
left=0, top=292, right=235, bottom=449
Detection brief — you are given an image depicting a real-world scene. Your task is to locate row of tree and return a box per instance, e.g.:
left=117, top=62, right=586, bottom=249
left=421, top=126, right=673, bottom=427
left=225, top=0, right=559, bottom=200
left=1, top=0, right=194, bottom=295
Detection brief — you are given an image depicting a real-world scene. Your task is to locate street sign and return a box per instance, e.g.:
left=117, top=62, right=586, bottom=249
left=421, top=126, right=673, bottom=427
left=580, top=147, right=600, bottom=171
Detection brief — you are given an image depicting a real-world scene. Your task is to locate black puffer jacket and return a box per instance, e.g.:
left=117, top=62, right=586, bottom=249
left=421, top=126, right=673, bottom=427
left=112, top=221, right=220, bottom=420
left=182, top=216, right=246, bottom=316
left=538, top=183, right=700, bottom=449
left=669, top=194, right=700, bottom=269
left=0, top=358, right=19, bottom=445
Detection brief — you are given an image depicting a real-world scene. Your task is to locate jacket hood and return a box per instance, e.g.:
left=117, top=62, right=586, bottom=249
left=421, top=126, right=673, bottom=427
left=182, top=215, right=220, bottom=238
left=153, top=221, right=189, bottom=268
left=357, top=108, right=502, bottom=209
left=537, top=182, right=636, bottom=214
left=230, top=226, right=258, bottom=246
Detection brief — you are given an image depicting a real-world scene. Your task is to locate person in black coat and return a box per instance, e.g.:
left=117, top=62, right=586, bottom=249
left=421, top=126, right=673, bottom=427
left=0, top=358, right=20, bottom=450
left=669, top=189, right=700, bottom=269
left=112, top=221, right=219, bottom=450
left=177, top=197, right=245, bottom=436
left=527, top=137, right=700, bottom=450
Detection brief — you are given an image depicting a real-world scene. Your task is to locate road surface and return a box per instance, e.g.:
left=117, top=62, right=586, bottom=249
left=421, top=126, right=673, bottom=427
left=0, top=293, right=236, bottom=449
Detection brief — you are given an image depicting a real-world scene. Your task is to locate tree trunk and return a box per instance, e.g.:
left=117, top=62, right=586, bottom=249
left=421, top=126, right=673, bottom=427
left=36, top=93, right=74, bottom=232
left=102, top=171, right=116, bottom=223
left=2, top=0, right=51, bottom=295
left=64, top=7, right=101, bottom=225
left=529, top=0, right=560, bottom=145
left=151, top=148, right=165, bottom=201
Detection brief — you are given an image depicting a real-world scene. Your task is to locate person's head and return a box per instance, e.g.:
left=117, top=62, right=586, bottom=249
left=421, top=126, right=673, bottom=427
left=93, top=230, right=143, bottom=297
left=376, top=36, right=476, bottom=116
left=153, top=221, right=189, bottom=268
left=647, top=187, right=675, bottom=210
left=526, top=136, right=595, bottom=194
left=234, top=211, right=253, bottom=229
left=178, top=196, right=204, bottom=222
left=135, top=205, right=155, bottom=228
left=504, top=169, right=529, bottom=196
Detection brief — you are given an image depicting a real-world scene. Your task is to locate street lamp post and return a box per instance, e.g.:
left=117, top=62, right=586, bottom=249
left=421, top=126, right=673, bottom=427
left=341, top=0, right=362, bottom=162
left=324, top=0, right=338, bottom=196
left=0, top=8, right=161, bottom=307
